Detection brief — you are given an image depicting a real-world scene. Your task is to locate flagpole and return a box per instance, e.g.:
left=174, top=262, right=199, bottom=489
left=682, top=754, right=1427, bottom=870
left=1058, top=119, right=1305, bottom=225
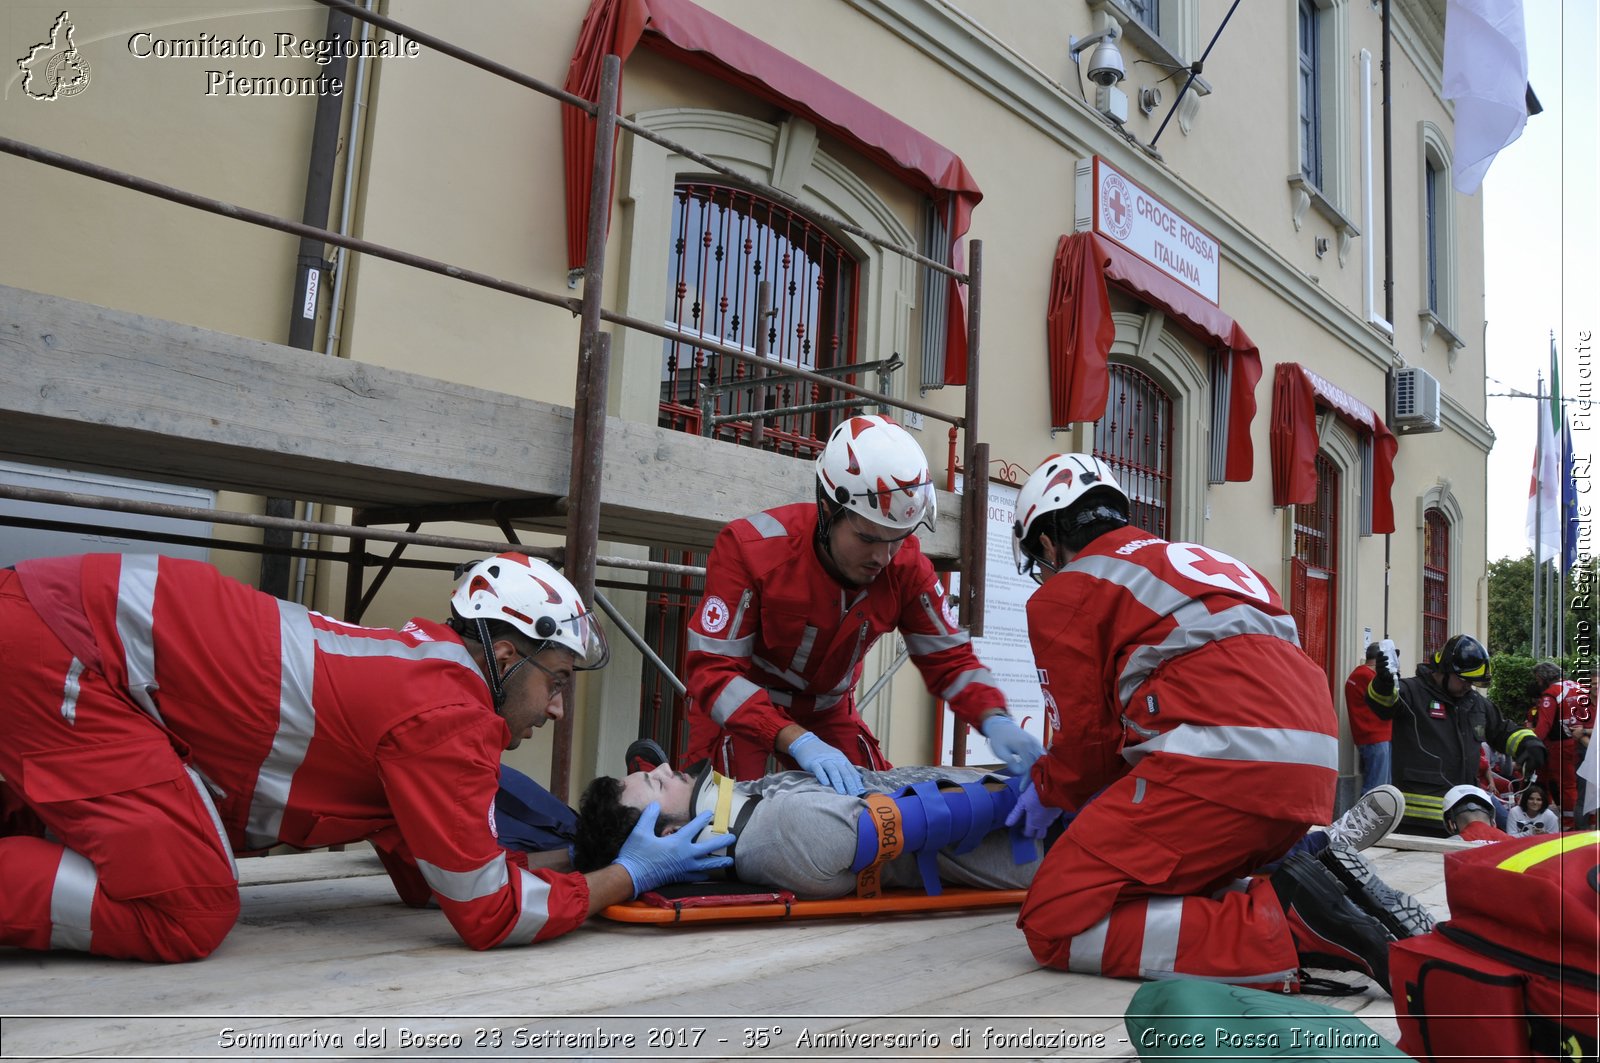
left=1533, top=370, right=1544, bottom=657
left=1555, top=333, right=1568, bottom=661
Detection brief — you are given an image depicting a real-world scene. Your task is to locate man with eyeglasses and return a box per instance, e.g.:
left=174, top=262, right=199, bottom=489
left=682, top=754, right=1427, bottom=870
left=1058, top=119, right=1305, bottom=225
left=0, top=551, right=731, bottom=962
left=680, top=414, right=1040, bottom=794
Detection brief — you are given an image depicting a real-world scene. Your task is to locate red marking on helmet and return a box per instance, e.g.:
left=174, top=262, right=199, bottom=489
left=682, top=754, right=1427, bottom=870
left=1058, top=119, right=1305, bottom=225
left=892, top=474, right=925, bottom=493
left=873, top=477, right=893, bottom=513
left=501, top=607, right=534, bottom=625
left=845, top=444, right=861, bottom=476
left=1022, top=504, right=1037, bottom=526
left=1046, top=468, right=1075, bottom=493
left=469, top=575, right=497, bottom=598
left=847, top=416, right=875, bottom=439
left=530, top=576, right=563, bottom=604
left=501, top=553, right=534, bottom=568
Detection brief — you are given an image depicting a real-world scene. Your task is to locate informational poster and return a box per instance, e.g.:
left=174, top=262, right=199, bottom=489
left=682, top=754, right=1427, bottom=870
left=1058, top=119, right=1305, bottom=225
left=940, top=478, right=1046, bottom=767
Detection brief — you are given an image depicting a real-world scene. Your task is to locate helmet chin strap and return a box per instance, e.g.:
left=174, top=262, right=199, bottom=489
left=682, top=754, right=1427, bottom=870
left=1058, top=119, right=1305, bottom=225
left=474, top=617, right=533, bottom=713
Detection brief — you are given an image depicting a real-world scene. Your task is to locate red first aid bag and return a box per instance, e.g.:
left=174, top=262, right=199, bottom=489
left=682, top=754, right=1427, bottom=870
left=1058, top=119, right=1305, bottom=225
left=1392, top=831, right=1599, bottom=1063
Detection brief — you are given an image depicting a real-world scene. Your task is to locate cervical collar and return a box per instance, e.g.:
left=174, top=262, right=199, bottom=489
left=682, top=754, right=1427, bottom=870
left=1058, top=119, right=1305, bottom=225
left=685, top=764, right=762, bottom=859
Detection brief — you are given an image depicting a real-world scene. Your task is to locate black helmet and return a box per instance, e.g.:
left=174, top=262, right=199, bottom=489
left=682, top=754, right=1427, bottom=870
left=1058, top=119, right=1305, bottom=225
left=1432, top=634, right=1491, bottom=687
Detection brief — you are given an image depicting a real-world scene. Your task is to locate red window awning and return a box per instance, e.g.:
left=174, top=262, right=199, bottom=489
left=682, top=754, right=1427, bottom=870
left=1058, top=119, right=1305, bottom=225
left=562, top=0, right=983, bottom=383
left=1045, top=231, right=1262, bottom=481
left=1271, top=362, right=1398, bottom=533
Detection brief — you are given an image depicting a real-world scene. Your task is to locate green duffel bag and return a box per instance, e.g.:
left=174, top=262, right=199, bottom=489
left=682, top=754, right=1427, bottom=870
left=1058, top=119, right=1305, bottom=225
left=1125, top=979, right=1409, bottom=1061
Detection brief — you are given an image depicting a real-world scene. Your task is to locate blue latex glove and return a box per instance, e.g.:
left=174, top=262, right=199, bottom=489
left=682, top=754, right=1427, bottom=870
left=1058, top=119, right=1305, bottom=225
left=614, top=805, right=734, bottom=896
left=787, top=732, right=865, bottom=795
left=1005, top=779, right=1063, bottom=839
left=981, top=713, right=1046, bottom=776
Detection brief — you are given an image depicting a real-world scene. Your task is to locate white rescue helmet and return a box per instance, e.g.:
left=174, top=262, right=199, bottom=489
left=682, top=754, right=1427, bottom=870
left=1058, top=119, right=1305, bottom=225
left=815, top=414, right=936, bottom=533
left=1441, top=784, right=1495, bottom=835
left=451, top=553, right=609, bottom=670
left=1011, top=452, right=1127, bottom=584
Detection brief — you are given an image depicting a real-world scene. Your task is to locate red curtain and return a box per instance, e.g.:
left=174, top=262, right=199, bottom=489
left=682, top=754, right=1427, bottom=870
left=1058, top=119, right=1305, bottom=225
left=1270, top=362, right=1398, bottom=533
left=1045, top=232, right=1262, bottom=482
left=561, top=0, right=983, bottom=382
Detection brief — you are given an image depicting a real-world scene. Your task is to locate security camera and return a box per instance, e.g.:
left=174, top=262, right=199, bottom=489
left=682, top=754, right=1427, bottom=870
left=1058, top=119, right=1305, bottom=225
left=1069, top=28, right=1126, bottom=88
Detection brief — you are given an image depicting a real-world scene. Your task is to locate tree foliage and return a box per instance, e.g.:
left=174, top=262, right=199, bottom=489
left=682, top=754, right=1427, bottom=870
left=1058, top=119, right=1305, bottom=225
left=1486, top=553, right=1599, bottom=659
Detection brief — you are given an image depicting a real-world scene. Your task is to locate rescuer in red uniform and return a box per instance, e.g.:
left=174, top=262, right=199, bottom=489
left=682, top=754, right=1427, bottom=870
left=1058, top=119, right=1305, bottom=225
left=683, top=414, right=1042, bottom=793
left=1008, top=453, right=1395, bottom=992
left=0, top=552, right=731, bottom=961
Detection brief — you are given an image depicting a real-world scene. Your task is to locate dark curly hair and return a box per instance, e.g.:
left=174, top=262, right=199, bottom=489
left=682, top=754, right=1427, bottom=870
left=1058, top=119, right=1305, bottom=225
left=573, top=776, right=643, bottom=873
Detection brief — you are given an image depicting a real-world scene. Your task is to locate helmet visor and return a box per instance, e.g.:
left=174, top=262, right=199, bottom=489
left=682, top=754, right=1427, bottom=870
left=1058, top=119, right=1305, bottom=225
left=854, top=479, right=936, bottom=532
left=559, top=610, right=610, bottom=671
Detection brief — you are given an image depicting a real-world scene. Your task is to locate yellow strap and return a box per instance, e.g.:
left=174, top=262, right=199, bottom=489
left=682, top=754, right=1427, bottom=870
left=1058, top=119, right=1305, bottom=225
left=1496, top=831, right=1600, bottom=873
left=855, top=793, right=904, bottom=899
left=712, top=774, right=735, bottom=835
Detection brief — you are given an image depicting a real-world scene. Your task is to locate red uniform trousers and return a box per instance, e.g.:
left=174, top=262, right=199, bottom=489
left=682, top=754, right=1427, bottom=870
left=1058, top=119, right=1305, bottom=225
left=1018, top=772, right=1305, bottom=988
left=1545, top=736, right=1578, bottom=823
left=0, top=570, right=238, bottom=962
left=688, top=702, right=888, bottom=777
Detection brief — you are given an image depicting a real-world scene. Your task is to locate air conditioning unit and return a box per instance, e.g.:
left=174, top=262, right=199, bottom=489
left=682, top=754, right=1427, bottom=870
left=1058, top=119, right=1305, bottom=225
left=1392, top=366, right=1442, bottom=433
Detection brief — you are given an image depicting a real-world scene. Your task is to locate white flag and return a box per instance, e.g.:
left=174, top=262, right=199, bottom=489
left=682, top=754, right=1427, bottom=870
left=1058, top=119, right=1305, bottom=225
left=1443, top=0, right=1529, bottom=194
left=1581, top=735, right=1599, bottom=822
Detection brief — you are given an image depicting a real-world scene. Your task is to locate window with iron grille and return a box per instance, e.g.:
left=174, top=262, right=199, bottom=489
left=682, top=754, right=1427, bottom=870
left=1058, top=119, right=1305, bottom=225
left=1423, top=507, right=1450, bottom=654
left=1093, top=364, right=1173, bottom=540
left=1291, top=452, right=1340, bottom=680
left=1297, top=0, right=1322, bottom=188
left=659, top=182, right=860, bottom=459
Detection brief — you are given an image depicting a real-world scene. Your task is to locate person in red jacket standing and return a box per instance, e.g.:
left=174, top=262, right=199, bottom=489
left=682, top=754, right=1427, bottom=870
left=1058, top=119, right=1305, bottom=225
left=1008, top=454, right=1395, bottom=993
left=683, top=414, right=1041, bottom=794
left=1527, top=662, right=1590, bottom=826
left=0, top=552, right=731, bottom=962
left=1345, top=643, right=1393, bottom=791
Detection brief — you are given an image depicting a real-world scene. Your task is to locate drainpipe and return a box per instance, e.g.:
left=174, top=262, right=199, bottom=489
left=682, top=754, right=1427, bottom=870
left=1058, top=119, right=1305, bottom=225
left=260, top=6, right=354, bottom=598
left=295, top=0, right=377, bottom=606
left=1380, top=0, right=1394, bottom=638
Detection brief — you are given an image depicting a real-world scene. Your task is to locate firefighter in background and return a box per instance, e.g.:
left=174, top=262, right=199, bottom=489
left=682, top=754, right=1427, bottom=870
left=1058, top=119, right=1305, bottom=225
left=0, top=552, right=731, bottom=962
left=1009, top=454, right=1393, bottom=992
left=1527, top=661, right=1590, bottom=826
left=683, top=414, right=1042, bottom=794
left=1366, top=634, right=1546, bottom=834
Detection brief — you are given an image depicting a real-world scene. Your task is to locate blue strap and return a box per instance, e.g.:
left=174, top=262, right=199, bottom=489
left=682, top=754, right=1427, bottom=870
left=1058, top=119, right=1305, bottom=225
left=952, top=782, right=994, bottom=853
left=908, top=781, right=952, bottom=895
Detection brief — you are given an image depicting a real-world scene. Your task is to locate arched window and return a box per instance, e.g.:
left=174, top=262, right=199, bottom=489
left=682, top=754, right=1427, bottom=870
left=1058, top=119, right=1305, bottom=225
left=1093, top=363, right=1173, bottom=539
left=1423, top=506, right=1450, bottom=653
left=659, top=183, right=859, bottom=459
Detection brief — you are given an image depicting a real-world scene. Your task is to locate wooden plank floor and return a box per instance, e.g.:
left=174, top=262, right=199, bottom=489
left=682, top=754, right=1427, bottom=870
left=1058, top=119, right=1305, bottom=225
left=0, top=844, right=1452, bottom=1061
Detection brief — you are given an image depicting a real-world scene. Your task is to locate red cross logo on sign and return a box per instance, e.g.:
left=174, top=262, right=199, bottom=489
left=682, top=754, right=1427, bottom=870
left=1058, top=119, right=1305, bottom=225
left=1167, top=544, right=1268, bottom=602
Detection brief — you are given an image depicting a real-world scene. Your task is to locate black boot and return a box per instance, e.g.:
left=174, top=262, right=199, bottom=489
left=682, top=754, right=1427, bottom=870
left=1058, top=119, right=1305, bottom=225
left=1270, top=851, right=1393, bottom=994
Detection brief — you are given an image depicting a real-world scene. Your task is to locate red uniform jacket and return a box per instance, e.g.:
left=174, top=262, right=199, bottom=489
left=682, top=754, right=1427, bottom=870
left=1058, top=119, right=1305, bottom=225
left=1026, top=526, right=1337, bottom=820
left=14, top=554, right=589, bottom=949
left=685, top=503, right=1004, bottom=754
left=1344, top=663, right=1391, bottom=744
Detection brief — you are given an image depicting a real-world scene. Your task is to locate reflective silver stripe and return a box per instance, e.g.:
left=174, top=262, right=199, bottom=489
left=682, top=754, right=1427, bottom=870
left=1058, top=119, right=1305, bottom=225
left=744, top=511, right=786, bottom=539
left=827, top=623, right=870, bottom=695
left=186, top=766, right=239, bottom=882
left=1132, top=777, right=1147, bottom=804
left=768, top=689, right=843, bottom=711
left=1117, top=601, right=1302, bottom=707
left=1066, top=914, right=1109, bottom=975
left=1068, top=552, right=1192, bottom=617
left=418, top=854, right=510, bottom=903
left=753, top=655, right=807, bottom=689
left=243, top=601, right=318, bottom=849
left=1138, top=896, right=1183, bottom=977
left=60, top=657, right=84, bottom=725
left=918, top=592, right=946, bottom=635
left=114, top=554, right=165, bottom=725
left=311, top=624, right=479, bottom=668
left=940, top=666, right=995, bottom=702
left=711, top=677, right=764, bottom=726
left=49, top=848, right=97, bottom=952
left=904, top=630, right=970, bottom=655
left=1123, top=724, right=1338, bottom=771
left=687, top=631, right=754, bottom=658
left=789, top=625, right=819, bottom=673
left=495, top=865, right=552, bottom=946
